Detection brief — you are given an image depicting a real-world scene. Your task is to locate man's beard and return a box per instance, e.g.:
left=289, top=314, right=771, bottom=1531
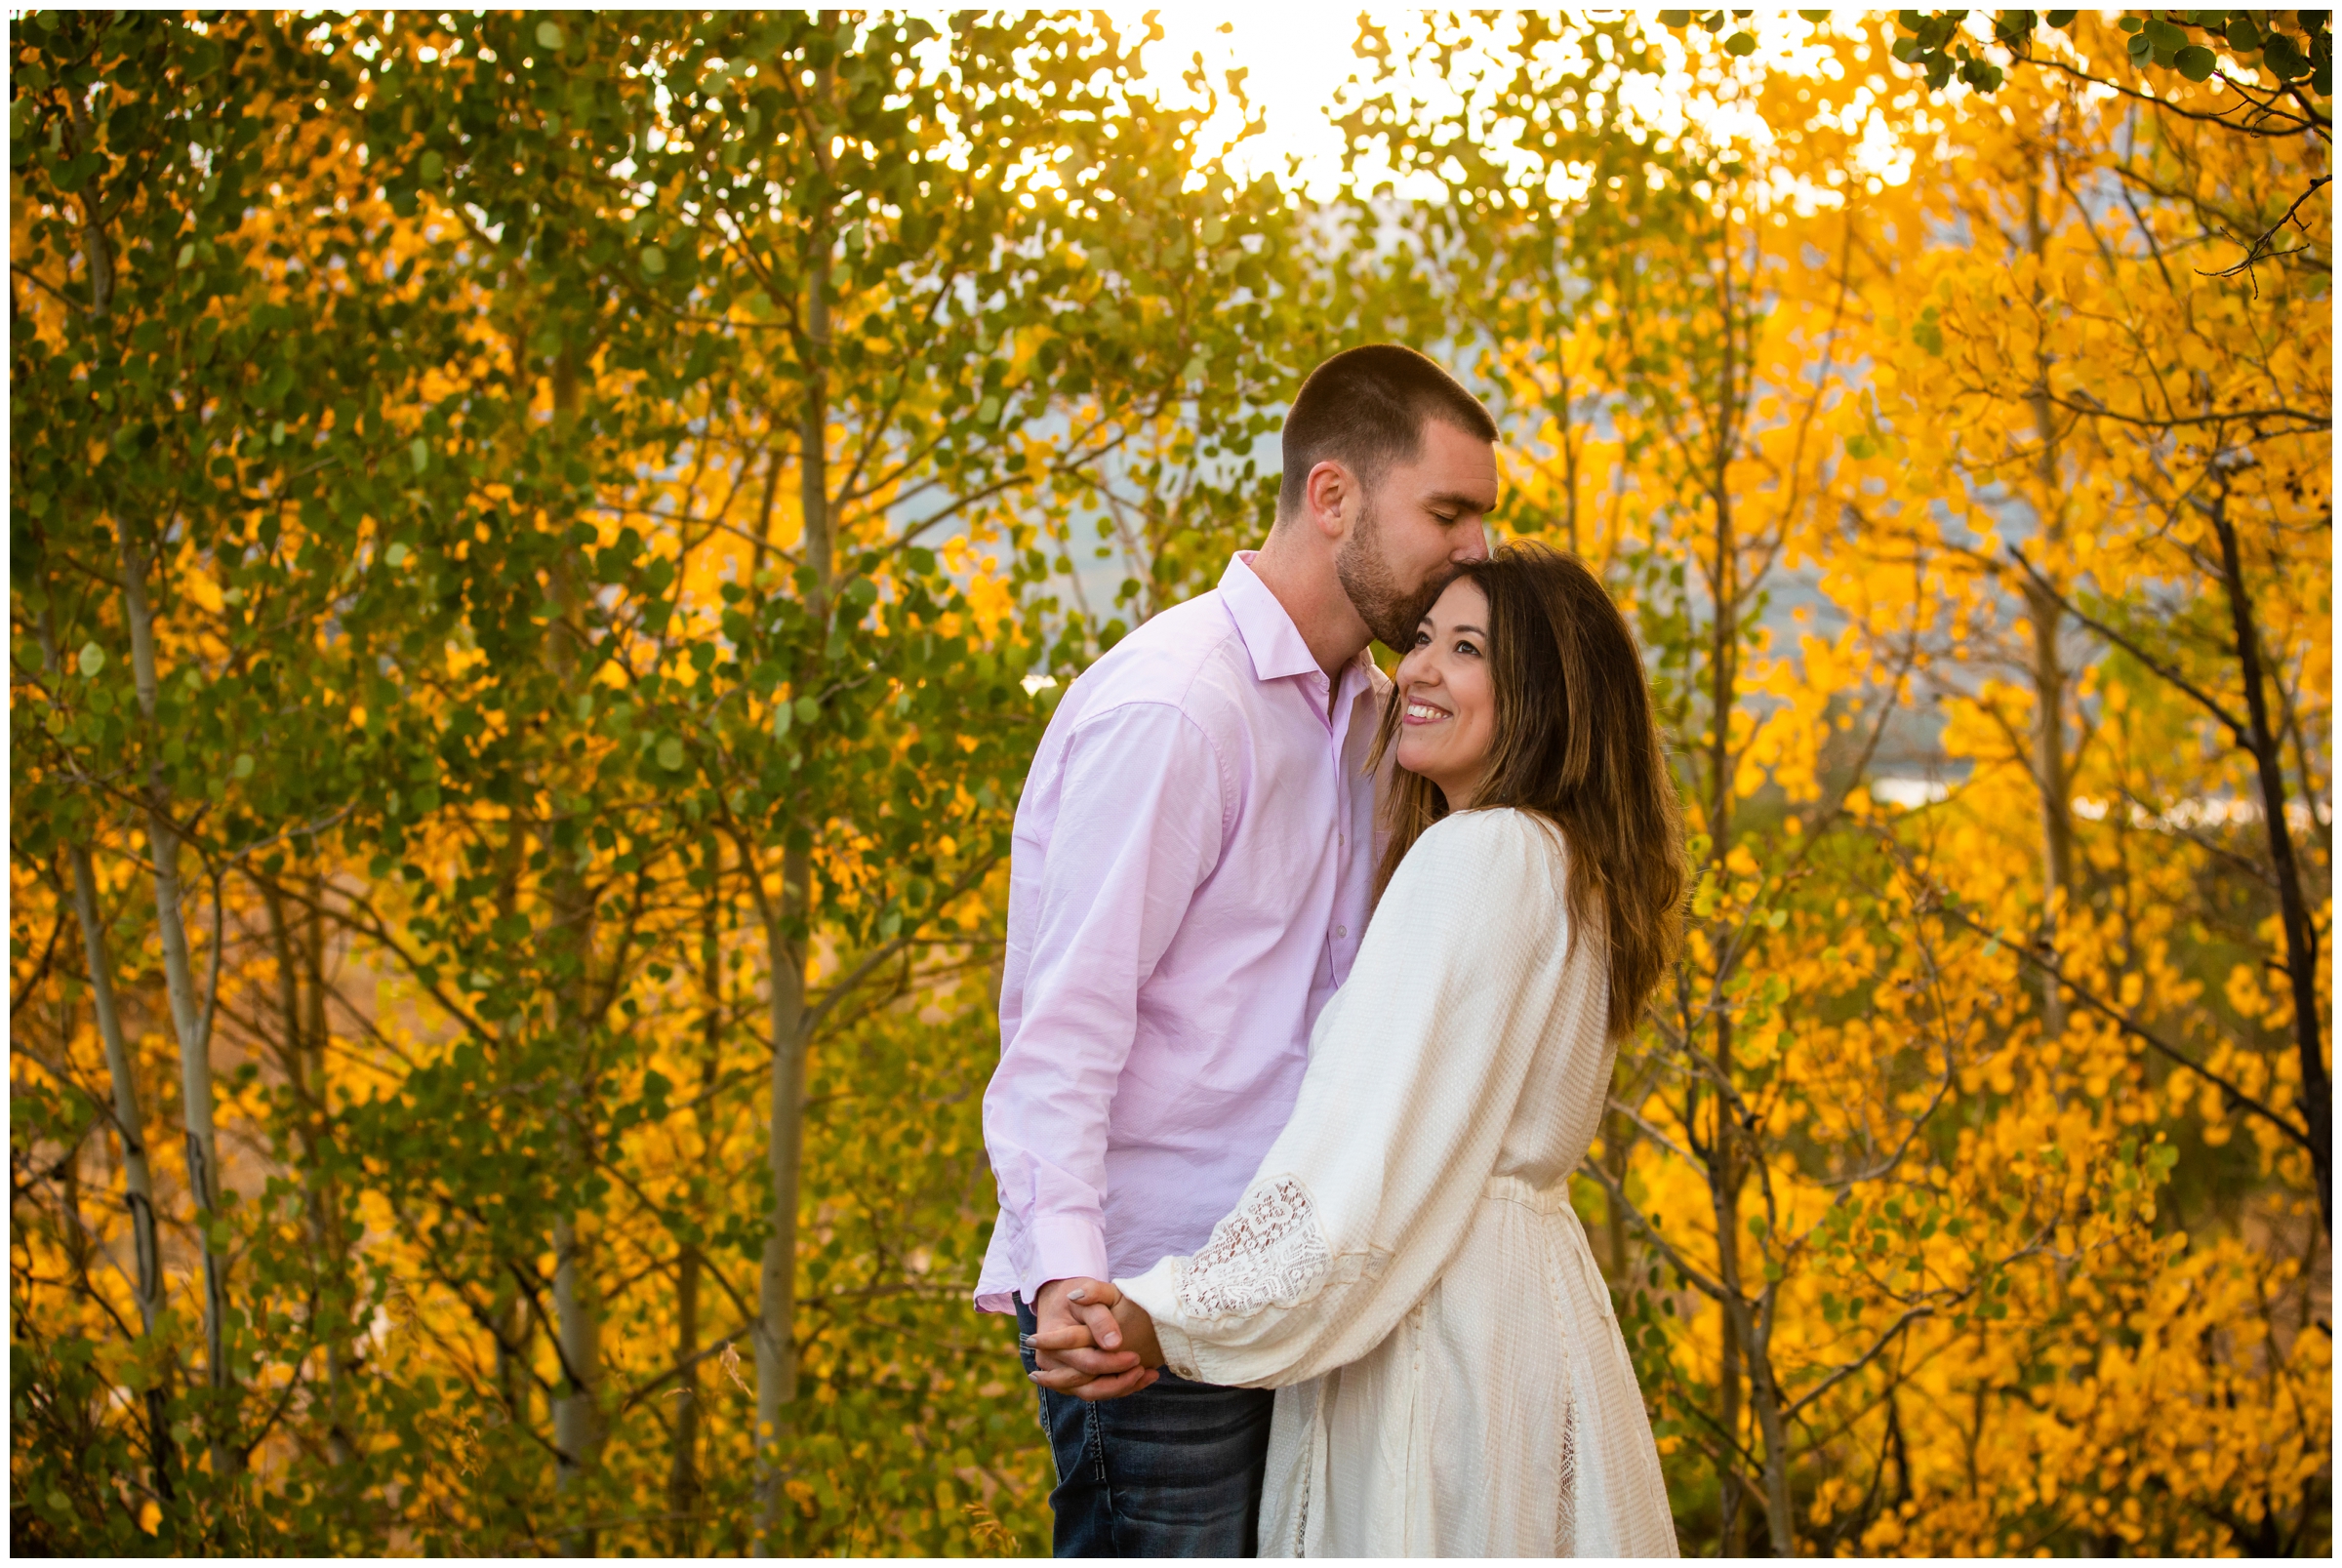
left=1336, top=495, right=1449, bottom=650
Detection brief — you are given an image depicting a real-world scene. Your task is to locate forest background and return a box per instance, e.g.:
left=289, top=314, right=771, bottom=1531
left=9, top=7, right=2330, bottom=1557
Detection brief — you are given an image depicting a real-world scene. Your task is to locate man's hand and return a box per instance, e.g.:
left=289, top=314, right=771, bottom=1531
left=1028, top=1277, right=1158, bottom=1402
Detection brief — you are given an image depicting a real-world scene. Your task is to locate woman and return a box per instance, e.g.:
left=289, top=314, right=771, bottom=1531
left=1034, top=543, right=1685, bottom=1556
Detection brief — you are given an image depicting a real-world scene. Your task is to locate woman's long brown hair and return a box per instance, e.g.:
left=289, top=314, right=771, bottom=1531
left=1367, top=543, right=1686, bottom=1040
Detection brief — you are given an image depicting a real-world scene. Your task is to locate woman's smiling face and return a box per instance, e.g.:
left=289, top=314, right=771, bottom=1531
left=1393, top=576, right=1496, bottom=809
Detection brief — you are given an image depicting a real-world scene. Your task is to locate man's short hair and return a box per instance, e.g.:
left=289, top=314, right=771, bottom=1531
left=1276, top=344, right=1497, bottom=522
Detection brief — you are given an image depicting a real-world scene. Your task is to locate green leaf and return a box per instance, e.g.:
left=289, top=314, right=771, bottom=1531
left=794, top=695, right=820, bottom=727
left=2262, top=33, right=2311, bottom=79
left=1913, top=304, right=1944, bottom=355
left=537, top=20, right=565, bottom=51
left=409, top=437, right=429, bottom=473
left=385, top=542, right=409, bottom=567
left=419, top=149, right=444, bottom=183
left=77, top=643, right=104, bottom=677
left=640, top=245, right=667, bottom=277
left=177, top=240, right=196, bottom=268
left=1691, top=873, right=1718, bottom=918
left=232, top=752, right=256, bottom=779
left=1724, top=30, right=1757, bottom=56
left=657, top=736, right=686, bottom=770
left=2174, top=46, right=2217, bottom=81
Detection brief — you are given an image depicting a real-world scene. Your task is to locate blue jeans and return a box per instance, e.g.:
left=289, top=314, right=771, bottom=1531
left=1016, top=1297, right=1275, bottom=1557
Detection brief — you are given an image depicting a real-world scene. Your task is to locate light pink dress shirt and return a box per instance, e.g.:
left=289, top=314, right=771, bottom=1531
left=974, top=552, right=1388, bottom=1313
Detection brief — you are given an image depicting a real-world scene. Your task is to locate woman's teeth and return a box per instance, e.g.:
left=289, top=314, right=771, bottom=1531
left=1407, top=703, right=1449, bottom=722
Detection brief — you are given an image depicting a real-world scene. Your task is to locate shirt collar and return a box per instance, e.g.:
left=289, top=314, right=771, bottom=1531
left=1220, top=550, right=1379, bottom=692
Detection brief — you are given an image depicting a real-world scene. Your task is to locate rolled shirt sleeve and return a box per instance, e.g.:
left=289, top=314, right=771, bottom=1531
left=982, top=701, right=1228, bottom=1301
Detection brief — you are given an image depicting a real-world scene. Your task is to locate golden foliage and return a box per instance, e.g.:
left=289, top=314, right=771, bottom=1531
left=11, top=9, right=2328, bottom=1557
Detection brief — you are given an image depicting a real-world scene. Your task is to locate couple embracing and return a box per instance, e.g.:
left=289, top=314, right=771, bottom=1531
left=974, top=345, right=1683, bottom=1558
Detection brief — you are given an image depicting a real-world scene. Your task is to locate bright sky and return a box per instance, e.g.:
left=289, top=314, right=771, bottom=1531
left=1125, top=9, right=1925, bottom=204
left=1135, top=7, right=1374, bottom=199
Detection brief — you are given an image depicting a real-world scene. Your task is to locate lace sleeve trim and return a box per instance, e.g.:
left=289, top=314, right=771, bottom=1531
left=1175, top=1175, right=1332, bottom=1321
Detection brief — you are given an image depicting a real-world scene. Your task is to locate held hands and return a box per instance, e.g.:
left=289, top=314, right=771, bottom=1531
left=1027, top=1277, right=1166, bottom=1403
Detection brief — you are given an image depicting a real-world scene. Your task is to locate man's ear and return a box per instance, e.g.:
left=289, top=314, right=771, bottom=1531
left=1304, top=459, right=1351, bottom=541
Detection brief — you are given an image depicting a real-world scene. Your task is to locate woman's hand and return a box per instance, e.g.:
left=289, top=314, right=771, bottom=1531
left=1025, top=1279, right=1165, bottom=1401
left=1110, top=1290, right=1165, bottom=1371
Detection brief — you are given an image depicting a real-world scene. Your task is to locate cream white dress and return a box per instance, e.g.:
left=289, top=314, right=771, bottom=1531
left=1117, top=809, right=1678, bottom=1558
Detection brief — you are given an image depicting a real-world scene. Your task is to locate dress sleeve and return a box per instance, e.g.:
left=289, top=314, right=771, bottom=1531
left=1117, top=809, right=1571, bottom=1387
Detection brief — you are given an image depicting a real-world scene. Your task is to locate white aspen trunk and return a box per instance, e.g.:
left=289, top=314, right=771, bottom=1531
left=544, top=346, right=605, bottom=1542
left=668, top=1239, right=704, bottom=1555
left=66, top=845, right=167, bottom=1341
left=548, top=875, right=606, bottom=1539
left=2024, top=181, right=2074, bottom=1039
left=757, top=194, right=833, bottom=1556
left=754, top=846, right=811, bottom=1554
left=2022, top=570, right=2072, bottom=1038
left=37, top=611, right=168, bottom=1360
left=61, top=96, right=211, bottom=1486
left=1748, top=1302, right=1797, bottom=1555
left=47, top=601, right=176, bottom=1495
left=552, top=1211, right=602, bottom=1473
left=301, top=877, right=353, bottom=1467
left=117, top=529, right=235, bottom=1479
left=670, top=878, right=722, bottom=1554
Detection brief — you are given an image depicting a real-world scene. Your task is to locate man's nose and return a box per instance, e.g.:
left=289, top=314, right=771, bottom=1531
left=1453, top=523, right=1491, bottom=562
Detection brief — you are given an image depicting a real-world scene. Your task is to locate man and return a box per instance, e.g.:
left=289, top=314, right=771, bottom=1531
left=974, top=344, right=1501, bottom=1556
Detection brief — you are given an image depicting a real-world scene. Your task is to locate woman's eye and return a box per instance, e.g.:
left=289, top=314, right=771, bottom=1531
left=1455, top=639, right=1480, bottom=657
left=1412, top=629, right=1432, bottom=648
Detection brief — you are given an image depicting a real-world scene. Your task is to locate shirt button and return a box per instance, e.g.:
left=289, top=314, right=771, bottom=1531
left=1336, top=926, right=1348, bottom=939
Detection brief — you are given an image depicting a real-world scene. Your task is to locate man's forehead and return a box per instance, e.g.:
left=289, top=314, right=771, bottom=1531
left=1407, top=422, right=1499, bottom=505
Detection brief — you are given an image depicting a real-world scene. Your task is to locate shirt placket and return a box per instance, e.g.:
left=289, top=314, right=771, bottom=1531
left=1318, top=664, right=1369, bottom=977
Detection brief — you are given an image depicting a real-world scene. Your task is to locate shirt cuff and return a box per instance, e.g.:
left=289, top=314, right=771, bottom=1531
left=1117, top=1257, right=1200, bottom=1382
left=1024, top=1215, right=1112, bottom=1300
